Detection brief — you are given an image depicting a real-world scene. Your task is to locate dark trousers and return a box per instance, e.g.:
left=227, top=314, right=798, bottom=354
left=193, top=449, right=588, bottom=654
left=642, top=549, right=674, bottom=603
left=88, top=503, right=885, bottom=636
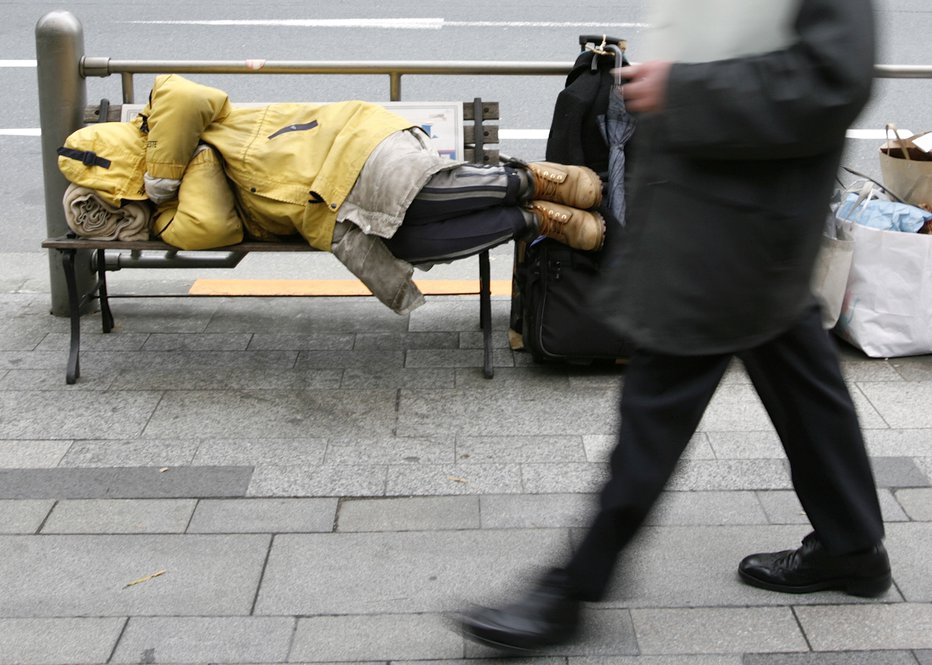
left=564, top=304, right=885, bottom=601
left=384, top=164, right=530, bottom=264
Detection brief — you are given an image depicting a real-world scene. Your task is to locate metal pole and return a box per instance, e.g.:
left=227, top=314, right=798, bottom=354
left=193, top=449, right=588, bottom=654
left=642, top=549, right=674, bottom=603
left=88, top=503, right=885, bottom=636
left=36, top=10, right=93, bottom=316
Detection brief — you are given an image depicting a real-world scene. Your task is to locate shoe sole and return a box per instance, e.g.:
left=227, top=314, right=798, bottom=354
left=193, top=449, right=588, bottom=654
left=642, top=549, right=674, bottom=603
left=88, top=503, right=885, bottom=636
left=738, top=569, right=892, bottom=597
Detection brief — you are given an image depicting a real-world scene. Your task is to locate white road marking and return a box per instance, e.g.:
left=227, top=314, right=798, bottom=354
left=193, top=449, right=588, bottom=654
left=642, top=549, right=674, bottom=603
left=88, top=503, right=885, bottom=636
left=122, top=18, right=648, bottom=29
left=0, top=60, right=36, bottom=67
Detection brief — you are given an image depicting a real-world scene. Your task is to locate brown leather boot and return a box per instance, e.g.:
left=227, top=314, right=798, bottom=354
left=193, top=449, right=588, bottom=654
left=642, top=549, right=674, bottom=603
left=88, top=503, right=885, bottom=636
left=529, top=201, right=605, bottom=251
left=527, top=162, right=603, bottom=210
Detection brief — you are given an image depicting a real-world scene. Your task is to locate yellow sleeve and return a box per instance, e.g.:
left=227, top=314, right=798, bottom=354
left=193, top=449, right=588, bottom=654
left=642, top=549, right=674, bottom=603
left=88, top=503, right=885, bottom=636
left=152, top=146, right=244, bottom=250
left=142, top=74, right=233, bottom=180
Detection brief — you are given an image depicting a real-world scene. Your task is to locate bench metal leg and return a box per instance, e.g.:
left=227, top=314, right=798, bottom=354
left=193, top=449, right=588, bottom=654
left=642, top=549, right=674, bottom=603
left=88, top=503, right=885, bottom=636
left=96, top=249, right=114, bottom=333
left=479, top=249, right=494, bottom=379
left=60, top=249, right=82, bottom=384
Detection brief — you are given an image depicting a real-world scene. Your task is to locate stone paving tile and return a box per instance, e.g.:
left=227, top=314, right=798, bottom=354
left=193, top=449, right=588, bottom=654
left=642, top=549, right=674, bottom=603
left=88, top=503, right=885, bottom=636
left=89, top=299, right=219, bottom=333
left=325, top=435, right=454, bottom=465
left=291, top=614, right=462, bottom=662
left=582, top=433, right=715, bottom=463
left=60, top=439, right=198, bottom=467
left=0, top=534, right=269, bottom=617
left=192, top=438, right=327, bottom=466
left=571, top=657, right=741, bottom=665
left=460, top=329, right=511, bottom=349
left=0, top=439, right=71, bottom=467
left=0, top=499, right=53, bottom=534
left=631, top=607, right=807, bottom=655
left=667, top=459, right=792, bottom=491
left=144, top=389, right=399, bottom=440
left=0, top=466, right=252, bottom=499
left=756, top=489, right=909, bottom=524
left=0, top=350, right=64, bottom=371
left=205, top=298, right=409, bottom=334
left=894, top=488, right=932, bottom=520
left=141, top=332, right=253, bottom=351
left=916, top=650, right=932, bottom=665
left=405, top=347, right=516, bottom=370
left=337, top=496, right=480, bottom=532
left=592, top=525, right=903, bottom=609
left=397, top=386, right=620, bottom=437
left=0, top=617, right=125, bottom=665
left=456, top=435, right=587, bottom=464
left=223, top=366, right=345, bottom=390
left=743, top=652, right=919, bottom=664
left=864, top=428, right=932, bottom=456
left=887, top=355, right=932, bottom=381
left=34, top=331, right=149, bottom=353
left=453, top=365, right=572, bottom=389
left=247, top=464, right=387, bottom=497
left=465, top=608, right=638, bottom=658
left=521, top=462, right=609, bottom=494
left=796, top=603, right=932, bottom=651
left=0, top=390, right=162, bottom=439
left=340, top=367, right=455, bottom=389
left=254, top=529, right=572, bottom=615
left=698, top=383, right=887, bottom=431
left=387, top=463, right=524, bottom=495
left=886, top=521, right=932, bottom=602
left=188, top=498, right=337, bottom=533
left=480, top=493, right=596, bottom=529
left=296, top=348, right=405, bottom=370
left=408, top=299, right=510, bottom=333
left=42, top=499, right=197, bottom=534
left=705, top=430, right=784, bottom=458
left=248, top=331, right=357, bottom=351
left=869, top=456, right=930, bottom=487
left=647, top=490, right=769, bottom=525
left=111, top=616, right=294, bottom=664
left=354, top=331, right=459, bottom=351
left=0, top=367, right=119, bottom=390
left=857, top=382, right=932, bottom=428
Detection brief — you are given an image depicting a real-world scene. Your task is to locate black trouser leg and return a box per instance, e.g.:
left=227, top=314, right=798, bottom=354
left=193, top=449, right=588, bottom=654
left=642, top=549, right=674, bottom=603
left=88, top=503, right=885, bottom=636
left=384, top=164, right=531, bottom=263
left=564, top=349, right=732, bottom=601
left=738, top=305, right=884, bottom=554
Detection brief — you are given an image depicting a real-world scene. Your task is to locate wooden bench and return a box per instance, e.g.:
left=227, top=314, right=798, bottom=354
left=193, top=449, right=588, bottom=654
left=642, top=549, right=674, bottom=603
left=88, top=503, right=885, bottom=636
left=43, top=98, right=502, bottom=384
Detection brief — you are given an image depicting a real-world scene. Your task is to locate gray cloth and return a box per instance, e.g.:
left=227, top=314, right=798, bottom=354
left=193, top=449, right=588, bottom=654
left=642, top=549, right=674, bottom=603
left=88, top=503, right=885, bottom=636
left=330, top=222, right=425, bottom=315
left=338, top=129, right=462, bottom=238
left=62, top=183, right=151, bottom=241
left=329, top=128, right=465, bottom=314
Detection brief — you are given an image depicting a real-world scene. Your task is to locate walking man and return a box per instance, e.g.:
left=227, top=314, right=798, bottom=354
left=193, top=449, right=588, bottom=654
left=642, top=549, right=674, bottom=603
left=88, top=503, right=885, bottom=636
left=455, top=0, right=891, bottom=651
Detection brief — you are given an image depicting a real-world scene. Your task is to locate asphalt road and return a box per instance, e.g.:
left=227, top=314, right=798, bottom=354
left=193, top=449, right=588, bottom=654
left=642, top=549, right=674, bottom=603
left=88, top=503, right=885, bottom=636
left=1, top=0, right=929, bottom=253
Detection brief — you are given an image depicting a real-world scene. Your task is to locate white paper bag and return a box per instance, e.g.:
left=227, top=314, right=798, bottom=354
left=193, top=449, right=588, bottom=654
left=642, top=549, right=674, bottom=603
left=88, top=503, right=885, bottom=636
left=834, top=221, right=932, bottom=357
left=811, top=230, right=854, bottom=329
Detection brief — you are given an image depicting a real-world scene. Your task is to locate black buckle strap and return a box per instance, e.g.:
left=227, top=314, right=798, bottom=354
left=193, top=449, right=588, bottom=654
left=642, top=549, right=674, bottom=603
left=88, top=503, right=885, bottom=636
left=56, top=147, right=112, bottom=169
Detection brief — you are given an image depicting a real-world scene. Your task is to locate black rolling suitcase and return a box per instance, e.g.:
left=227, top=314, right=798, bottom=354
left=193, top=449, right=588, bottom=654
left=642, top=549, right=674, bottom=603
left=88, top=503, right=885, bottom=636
left=510, top=35, right=635, bottom=364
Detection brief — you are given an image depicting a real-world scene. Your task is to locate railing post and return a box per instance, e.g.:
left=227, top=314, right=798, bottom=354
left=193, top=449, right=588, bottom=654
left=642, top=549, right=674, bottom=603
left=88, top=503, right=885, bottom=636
left=36, top=10, right=93, bottom=316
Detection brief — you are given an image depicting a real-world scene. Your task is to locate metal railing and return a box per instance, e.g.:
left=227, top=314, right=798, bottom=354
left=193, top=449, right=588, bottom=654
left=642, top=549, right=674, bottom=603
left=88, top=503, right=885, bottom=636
left=36, top=9, right=932, bottom=314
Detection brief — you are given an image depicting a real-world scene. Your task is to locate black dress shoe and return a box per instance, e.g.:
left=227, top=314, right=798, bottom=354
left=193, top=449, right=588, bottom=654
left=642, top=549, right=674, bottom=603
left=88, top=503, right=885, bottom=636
left=739, top=532, right=892, bottom=597
left=453, top=568, right=581, bottom=652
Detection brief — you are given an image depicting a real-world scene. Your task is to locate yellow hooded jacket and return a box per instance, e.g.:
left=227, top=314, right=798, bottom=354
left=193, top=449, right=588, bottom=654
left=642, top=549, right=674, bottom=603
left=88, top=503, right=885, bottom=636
left=60, top=74, right=415, bottom=251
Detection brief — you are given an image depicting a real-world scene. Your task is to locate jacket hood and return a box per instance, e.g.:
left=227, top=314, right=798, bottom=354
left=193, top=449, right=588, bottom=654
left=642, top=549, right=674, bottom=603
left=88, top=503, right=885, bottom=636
left=58, top=120, right=148, bottom=207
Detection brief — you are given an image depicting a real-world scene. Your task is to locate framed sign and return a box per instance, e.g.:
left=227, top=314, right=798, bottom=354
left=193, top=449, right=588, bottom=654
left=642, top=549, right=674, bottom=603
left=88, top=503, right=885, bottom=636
left=121, top=100, right=465, bottom=161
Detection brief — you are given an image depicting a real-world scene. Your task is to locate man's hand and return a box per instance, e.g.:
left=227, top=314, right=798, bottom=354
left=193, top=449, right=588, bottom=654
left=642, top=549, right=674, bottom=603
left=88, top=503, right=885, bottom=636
left=617, top=61, right=673, bottom=114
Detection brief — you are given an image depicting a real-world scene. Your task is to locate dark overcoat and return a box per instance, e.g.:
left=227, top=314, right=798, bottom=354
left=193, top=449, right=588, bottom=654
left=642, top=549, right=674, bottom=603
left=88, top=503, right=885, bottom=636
left=603, top=0, right=876, bottom=355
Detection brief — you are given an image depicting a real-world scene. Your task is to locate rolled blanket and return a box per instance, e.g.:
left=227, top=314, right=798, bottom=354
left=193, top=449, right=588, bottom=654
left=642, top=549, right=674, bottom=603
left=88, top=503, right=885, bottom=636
left=62, top=183, right=151, bottom=241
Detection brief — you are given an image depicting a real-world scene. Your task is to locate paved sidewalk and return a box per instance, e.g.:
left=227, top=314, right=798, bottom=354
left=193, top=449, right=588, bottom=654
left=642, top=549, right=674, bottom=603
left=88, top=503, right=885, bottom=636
left=0, top=251, right=930, bottom=665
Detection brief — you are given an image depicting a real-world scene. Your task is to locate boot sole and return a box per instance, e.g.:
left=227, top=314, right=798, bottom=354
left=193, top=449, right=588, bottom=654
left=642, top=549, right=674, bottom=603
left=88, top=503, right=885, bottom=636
left=738, top=569, right=892, bottom=597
